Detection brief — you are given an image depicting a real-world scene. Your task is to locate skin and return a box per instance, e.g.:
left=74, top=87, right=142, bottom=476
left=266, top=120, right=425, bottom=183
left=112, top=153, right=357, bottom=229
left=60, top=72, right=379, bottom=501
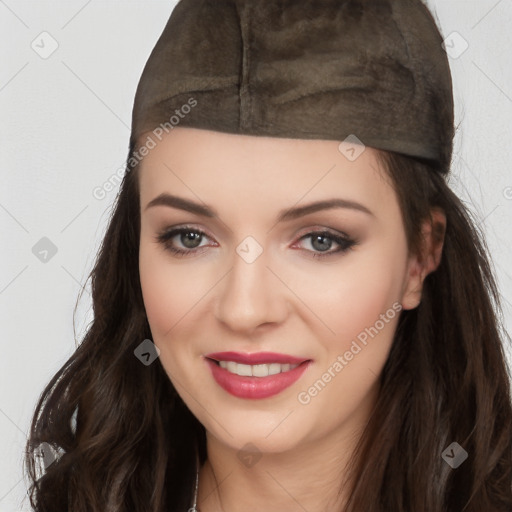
left=138, top=127, right=445, bottom=512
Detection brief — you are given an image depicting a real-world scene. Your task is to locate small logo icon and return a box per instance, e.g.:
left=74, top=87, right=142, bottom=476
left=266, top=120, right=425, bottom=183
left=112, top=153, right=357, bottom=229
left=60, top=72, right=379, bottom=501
left=236, top=236, right=263, bottom=264
left=442, top=32, right=469, bottom=59
left=237, top=442, right=262, bottom=468
left=338, top=134, right=366, bottom=161
left=31, top=31, right=59, bottom=59
left=442, top=442, right=468, bottom=468
left=34, top=442, right=57, bottom=470
left=134, top=339, right=161, bottom=366
left=32, top=237, right=58, bottom=263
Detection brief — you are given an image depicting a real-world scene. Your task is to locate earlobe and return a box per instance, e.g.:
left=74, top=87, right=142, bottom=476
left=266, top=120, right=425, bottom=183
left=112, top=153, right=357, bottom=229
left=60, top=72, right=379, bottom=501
left=400, top=257, right=424, bottom=311
left=400, top=208, right=447, bottom=310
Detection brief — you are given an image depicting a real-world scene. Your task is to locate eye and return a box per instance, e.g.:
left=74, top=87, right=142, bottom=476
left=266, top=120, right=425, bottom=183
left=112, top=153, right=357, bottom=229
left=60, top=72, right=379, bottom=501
left=293, top=230, right=357, bottom=259
left=155, top=226, right=357, bottom=259
left=155, top=226, right=215, bottom=257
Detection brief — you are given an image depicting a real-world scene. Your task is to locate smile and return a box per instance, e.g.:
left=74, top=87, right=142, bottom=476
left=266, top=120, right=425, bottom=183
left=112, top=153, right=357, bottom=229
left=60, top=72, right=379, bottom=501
left=204, top=352, right=312, bottom=399
left=217, top=360, right=300, bottom=377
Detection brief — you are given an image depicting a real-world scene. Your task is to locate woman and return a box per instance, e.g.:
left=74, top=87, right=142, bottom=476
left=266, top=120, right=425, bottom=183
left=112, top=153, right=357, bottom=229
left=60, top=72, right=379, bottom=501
left=25, top=1, right=512, bottom=511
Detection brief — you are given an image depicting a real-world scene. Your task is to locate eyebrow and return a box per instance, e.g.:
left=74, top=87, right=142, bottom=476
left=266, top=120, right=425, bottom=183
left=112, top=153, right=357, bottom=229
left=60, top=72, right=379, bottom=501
left=144, top=193, right=374, bottom=220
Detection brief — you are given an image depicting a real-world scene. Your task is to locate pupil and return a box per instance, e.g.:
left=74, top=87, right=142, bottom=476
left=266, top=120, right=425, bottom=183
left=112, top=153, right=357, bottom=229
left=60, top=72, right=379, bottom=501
left=182, top=231, right=201, bottom=248
left=312, top=235, right=331, bottom=252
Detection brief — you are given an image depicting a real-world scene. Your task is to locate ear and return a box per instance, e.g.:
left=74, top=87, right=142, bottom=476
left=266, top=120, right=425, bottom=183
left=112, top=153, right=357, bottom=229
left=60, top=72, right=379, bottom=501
left=401, top=208, right=446, bottom=310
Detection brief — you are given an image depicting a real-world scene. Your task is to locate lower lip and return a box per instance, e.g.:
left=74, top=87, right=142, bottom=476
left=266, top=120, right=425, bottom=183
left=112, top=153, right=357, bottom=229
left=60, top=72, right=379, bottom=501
left=205, top=358, right=311, bottom=399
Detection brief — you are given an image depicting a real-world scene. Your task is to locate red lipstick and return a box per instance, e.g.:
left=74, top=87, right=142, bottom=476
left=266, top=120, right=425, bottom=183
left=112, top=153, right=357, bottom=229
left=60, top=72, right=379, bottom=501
left=204, top=351, right=312, bottom=399
left=205, top=351, right=307, bottom=365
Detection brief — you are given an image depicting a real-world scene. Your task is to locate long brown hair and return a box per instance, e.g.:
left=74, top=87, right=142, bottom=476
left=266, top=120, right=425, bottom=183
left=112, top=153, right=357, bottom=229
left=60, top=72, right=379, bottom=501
left=24, top=137, right=512, bottom=511
left=342, top=150, right=512, bottom=511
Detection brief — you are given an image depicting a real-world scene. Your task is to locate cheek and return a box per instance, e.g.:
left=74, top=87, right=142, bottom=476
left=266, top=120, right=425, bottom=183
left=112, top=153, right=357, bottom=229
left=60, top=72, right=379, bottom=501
left=138, top=247, right=203, bottom=391
left=284, top=247, right=405, bottom=426
left=279, top=237, right=408, bottom=354
left=334, top=257, right=404, bottom=344
left=291, top=238, right=408, bottom=426
left=139, top=247, right=203, bottom=372
left=139, top=242, right=207, bottom=339
left=139, top=255, right=177, bottom=338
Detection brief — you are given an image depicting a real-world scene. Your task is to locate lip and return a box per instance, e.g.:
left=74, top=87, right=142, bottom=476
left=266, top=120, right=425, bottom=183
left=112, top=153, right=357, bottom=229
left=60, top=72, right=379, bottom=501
left=204, top=356, right=312, bottom=400
left=205, top=351, right=308, bottom=365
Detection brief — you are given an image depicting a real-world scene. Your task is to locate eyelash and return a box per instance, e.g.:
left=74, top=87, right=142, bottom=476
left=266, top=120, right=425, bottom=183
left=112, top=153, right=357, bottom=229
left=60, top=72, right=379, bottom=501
left=154, top=225, right=357, bottom=259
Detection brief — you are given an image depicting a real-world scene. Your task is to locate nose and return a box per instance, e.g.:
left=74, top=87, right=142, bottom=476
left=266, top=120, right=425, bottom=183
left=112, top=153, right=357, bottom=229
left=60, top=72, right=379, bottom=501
left=213, top=245, right=289, bottom=334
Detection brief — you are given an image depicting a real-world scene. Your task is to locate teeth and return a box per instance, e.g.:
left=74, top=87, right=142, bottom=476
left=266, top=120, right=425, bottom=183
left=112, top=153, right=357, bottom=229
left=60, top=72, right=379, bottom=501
left=218, top=360, right=299, bottom=377
left=267, top=363, right=280, bottom=376
left=253, top=364, right=269, bottom=377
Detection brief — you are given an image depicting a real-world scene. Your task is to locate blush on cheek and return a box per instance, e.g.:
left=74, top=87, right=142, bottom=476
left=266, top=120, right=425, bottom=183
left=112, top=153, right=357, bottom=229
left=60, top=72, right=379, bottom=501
left=139, top=253, right=180, bottom=340
left=139, top=252, right=214, bottom=343
left=141, top=283, right=183, bottom=340
left=321, top=286, right=401, bottom=366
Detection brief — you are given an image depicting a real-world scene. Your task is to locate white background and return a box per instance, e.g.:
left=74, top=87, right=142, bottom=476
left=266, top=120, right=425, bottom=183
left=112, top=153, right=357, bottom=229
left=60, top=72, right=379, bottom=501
left=1, top=1, right=511, bottom=510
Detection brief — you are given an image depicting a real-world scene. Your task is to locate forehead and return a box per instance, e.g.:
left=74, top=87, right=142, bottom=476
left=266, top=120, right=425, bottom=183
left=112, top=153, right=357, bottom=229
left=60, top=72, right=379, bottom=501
left=138, top=127, right=395, bottom=212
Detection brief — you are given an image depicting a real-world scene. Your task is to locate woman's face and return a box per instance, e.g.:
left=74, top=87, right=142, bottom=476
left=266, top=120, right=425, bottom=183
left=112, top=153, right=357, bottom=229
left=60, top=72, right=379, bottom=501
left=138, top=127, right=420, bottom=454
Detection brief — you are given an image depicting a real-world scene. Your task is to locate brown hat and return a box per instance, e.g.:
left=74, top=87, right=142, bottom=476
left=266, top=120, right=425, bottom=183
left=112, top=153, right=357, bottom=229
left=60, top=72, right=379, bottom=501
left=131, top=0, right=454, bottom=172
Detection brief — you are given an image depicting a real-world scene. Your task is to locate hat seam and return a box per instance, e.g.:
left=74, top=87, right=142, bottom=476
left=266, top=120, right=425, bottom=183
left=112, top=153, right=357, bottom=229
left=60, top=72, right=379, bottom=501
left=237, top=0, right=252, bottom=130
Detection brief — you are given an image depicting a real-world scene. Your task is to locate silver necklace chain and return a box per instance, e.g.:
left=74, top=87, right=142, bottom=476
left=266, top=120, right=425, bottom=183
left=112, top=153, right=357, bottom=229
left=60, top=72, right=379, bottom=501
left=190, top=463, right=199, bottom=512
left=190, top=449, right=200, bottom=512
left=190, top=451, right=226, bottom=512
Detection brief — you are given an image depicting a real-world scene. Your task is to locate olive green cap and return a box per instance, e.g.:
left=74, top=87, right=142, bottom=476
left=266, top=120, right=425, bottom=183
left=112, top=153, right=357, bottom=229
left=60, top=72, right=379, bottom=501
left=131, top=0, right=454, bottom=171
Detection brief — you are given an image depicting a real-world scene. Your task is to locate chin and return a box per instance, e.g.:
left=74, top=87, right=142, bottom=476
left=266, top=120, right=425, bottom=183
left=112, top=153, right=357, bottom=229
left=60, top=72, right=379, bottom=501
left=201, top=405, right=313, bottom=454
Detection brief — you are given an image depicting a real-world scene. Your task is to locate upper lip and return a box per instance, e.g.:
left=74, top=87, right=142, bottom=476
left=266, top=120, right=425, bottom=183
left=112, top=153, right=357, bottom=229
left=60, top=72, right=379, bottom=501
left=205, top=351, right=310, bottom=365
